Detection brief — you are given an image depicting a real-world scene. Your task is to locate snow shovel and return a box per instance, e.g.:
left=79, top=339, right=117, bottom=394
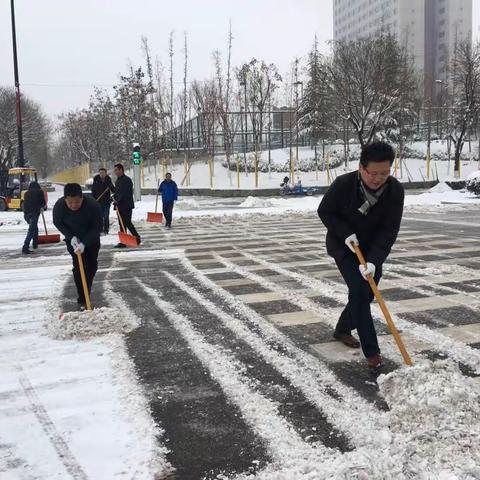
left=147, top=182, right=163, bottom=223
left=352, top=243, right=413, bottom=366
left=76, top=251, right=92, bottom=311
left=37, top=211, right=61, bottom=244
left=115, top=208, right=139, bottom=247
left=95, top=187, right=112, bottom=203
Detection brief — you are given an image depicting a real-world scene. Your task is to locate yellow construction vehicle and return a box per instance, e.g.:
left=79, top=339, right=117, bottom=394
left=0, top=167, right=48, bottom=211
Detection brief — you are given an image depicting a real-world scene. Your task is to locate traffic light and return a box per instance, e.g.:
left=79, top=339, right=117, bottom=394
left=132, top=143, right=142, bottom=165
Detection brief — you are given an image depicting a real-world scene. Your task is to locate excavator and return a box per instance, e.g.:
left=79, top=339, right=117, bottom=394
left=0, top=167, right=48, bottom=211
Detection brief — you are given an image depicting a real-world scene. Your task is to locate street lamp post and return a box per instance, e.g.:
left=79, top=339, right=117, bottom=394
left=10, top=0, right=25, bottom=167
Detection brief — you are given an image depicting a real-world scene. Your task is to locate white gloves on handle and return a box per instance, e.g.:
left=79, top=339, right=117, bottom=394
left=345, top=233, right=359, bottom=253
left=71, top=236, right=85, bottom=254
left=359, top=262, right=376, bottom=280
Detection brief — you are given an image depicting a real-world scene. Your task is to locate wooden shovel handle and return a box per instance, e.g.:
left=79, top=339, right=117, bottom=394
left=353, top=243, right=413, bottom=366
left=76, top=251, right=92, bottom=311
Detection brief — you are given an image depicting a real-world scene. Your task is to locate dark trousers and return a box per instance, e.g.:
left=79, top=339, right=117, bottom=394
left=334, top=255, right=383, bottom=358
left=23, top=213, right=39, bottom=250
left=118, top=208, right=139, bottom=237
left=163, top=201, right=174, bottom=226
left=67, top=243, right=100, bottom=303
left=100, top=202, right=110, bottom=234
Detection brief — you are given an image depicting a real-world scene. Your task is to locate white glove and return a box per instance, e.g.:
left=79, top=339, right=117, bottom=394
left=359, top=262, right=376, bottom=280
left=345, top=233, right=359, bottom=253
left=70, top=236, right=85, bottom=254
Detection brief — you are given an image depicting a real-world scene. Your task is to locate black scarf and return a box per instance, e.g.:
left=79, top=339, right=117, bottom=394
left=358, top=176, right=389, bottom=215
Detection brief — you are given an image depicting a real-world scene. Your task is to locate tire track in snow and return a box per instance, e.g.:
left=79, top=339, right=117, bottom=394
left=15, top=366, right=88, bottom=480
left=134, top=277, right=333, bottom=467
left=237, top=251, right=480, bottom=374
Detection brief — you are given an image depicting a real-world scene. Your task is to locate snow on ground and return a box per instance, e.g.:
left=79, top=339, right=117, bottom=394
left=378, top=360, right=480, bottom=479
left=50, top=306, right=138, bottom=340
left=134, top=141, right=480, bottom=190
left=2, top=182, right=480, bottom=251
left=2, top=182, right=480, bottom=478
left=0, top=221, right=171, bottom=478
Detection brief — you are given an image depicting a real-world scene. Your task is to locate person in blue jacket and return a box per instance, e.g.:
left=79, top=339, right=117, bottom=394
left=158, top=173, right=178, bottom=229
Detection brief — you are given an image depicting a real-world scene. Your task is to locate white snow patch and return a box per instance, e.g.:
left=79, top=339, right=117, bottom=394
left=378, top=360, right=480, bottom=479
left=49, top=306, right=138, bottom=340
left=239, top=196, right=276, bottom=208
left=429, top=181, right=452, bottom=193
left=175, top=198, right=201, bottom=210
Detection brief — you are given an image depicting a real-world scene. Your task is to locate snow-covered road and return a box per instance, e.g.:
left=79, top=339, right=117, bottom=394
left=1, top=187, right=480, bottom=479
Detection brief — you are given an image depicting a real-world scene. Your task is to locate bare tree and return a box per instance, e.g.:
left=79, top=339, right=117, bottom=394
left=0, top=87, right=50, bottom=170
left=329, top=34, right=418, bottom=147
left=448, top=39, right=480, bottom=176
left=237, top=59, right=282, bottom=154
left=191, top=80, right=218, bottom=158
left=168, top=31, right=176, bottom=150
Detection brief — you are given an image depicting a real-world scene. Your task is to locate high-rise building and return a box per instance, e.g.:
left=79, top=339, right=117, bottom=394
left=333, top=0, right=472, bottom=98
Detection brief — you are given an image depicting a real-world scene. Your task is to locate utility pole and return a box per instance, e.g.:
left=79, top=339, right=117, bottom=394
left=10, top=0, right=25, bottom=167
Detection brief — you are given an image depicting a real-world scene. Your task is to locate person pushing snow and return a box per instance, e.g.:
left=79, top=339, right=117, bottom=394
left=317, top=141, right=404, bottom=369
left=53, top=183, right=103, bottom=309
left=158, top=172, right=178, bottom=229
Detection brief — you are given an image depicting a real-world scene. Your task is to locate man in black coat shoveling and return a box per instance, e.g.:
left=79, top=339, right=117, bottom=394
left=91, top=167, right=115, bottom=234
left=113, top=163, right=140, bottom=248
left=317, top=141, right=404, bottom=369
left=53, top=183, right=103, bottom=308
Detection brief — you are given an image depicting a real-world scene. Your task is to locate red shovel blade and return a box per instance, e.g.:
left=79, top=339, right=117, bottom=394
left=118, top=231, right=139, bottom=247
left=37, top=234, right=61, bottom=244
left=147, top=212, right=163, bottom=223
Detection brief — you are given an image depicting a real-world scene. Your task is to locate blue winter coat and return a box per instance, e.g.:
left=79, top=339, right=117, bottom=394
left=159, top=180, right=178, bottom=203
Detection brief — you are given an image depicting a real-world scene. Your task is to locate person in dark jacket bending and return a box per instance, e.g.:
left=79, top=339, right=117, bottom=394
left=91, top=167, right=115, bottom=234
left=22, top=181, right=46, bottom=254
left=159, top=172, right=178, bottom=229
left=53, top=183, right=102, bottom=308
left=113, top=163, right=140, bottom=247
left=317, top=141, right=404, bottom=369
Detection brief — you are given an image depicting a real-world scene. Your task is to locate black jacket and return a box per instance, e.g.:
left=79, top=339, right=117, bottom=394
left=91, top=174, right=114, bottom=204
left=53, top=194, right=102, bottom=247
left=23, top=183, right=46, bottom=215
left=114, top=174, right=135, bottom=211
left=317, top=171, right=404, bottom=266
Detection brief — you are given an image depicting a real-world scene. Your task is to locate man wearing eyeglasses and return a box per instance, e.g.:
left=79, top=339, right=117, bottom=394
left=317, top=141, right=404, bottom=369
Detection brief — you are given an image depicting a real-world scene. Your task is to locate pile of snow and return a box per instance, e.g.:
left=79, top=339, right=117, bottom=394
left=428, top=181, right=452, bottom=193
left=48, top=306, right=138, bottom=340
left=378, top=360, right=480, bottom=478
left=175, top=198, right=201, bottom=210
left=239, top=196, right=276, bottom=208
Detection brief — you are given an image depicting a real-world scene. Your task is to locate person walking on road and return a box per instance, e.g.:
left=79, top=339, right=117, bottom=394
left=113, top=163, right=141, bottom=247
left=91, top=167, right=115, bottom=235
left=159, top=172, right=178, bottom=229
left=317, top=141, right=404, bottom=369
left=22, top=181, right=46, bottom=254
left=53, top=183, right=103, bottom=308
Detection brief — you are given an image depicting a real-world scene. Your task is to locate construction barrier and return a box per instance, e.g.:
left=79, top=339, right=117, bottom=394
left=52, top=163, right=91, bottom=185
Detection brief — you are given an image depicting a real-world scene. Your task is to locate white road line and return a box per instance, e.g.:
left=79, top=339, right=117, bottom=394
left=178, top=260, right=392, bottom=452
left=239, top=251, right=480, bottom=373
left=403, top=216, right=480, bottom=228
left=134, top=277, right=327, bottom=464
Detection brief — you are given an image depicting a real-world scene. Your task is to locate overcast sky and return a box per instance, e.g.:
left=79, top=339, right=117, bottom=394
left=1, top=1, right=479, bottom=120
left=0, top=0, right=332, bottom=119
